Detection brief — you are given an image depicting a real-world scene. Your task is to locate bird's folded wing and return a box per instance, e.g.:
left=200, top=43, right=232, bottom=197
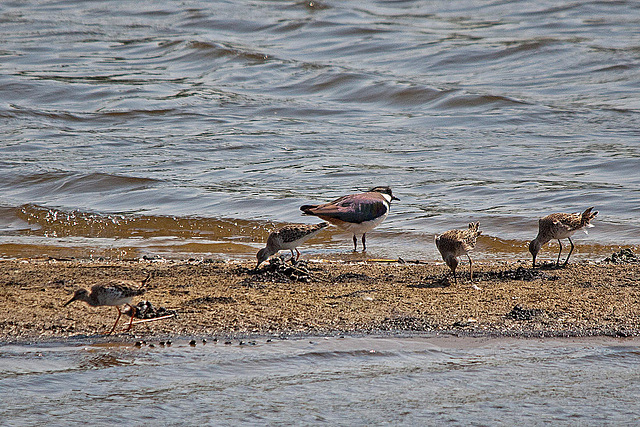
left=309, top=196, right=387, bottom=224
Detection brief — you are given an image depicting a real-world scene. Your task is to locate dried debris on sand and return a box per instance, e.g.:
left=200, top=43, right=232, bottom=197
left=1, top=250, right=640, bottom=342
left=603, top=248, right=640, bottom=265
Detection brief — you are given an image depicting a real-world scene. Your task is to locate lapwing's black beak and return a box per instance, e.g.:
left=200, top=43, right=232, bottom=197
left=392, top=195, right=400, bottom=201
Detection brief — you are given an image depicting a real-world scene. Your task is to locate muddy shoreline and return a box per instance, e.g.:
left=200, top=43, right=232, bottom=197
left=1, top=254, right=640, bottom=344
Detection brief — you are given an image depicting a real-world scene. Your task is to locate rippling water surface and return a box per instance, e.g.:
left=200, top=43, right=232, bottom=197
left=2, top=336, right=640, bottom=425
left=1, top=0, right=640, bottom=260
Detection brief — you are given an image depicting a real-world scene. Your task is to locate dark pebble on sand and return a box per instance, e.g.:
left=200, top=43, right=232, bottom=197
left=506, top=305, right=545, bottom=321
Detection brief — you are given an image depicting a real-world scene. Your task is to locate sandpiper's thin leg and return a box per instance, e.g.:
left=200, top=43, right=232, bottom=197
left=125, top=304, right=136, bottom=331
left=289, top=249, right=295, bottom=262
left=108, top=306, right=123, bottom=335
left=352, top=235, right=358, bottom=251
left=467, top=254, right=473, bottom=281
left=563, top=237, right=575, bottom=267
left=362, top=234, right=367, bottom=252
left=556, top=239, right=563, bottom=267
left=295, top=248, right=301, bottom=261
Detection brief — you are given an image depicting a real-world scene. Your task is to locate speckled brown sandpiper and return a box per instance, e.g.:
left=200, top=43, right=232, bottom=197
left=529, top=207, right=598, bottom=267
left=435, top=222, right=482, bottom=284
left=257, top=222, right=328, bottom=267
left=64, top=273, right=150, bottom=334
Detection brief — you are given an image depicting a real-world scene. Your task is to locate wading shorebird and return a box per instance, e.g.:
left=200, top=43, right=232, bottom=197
left=256, top=222, right=328, bottom=267
left=435, top=222, right=482, bottom=284
left=300, top=186, right=399, bottom=251
left=529, top=207, right=598, bottom=268
left=64, top=274, right=150, bottom=334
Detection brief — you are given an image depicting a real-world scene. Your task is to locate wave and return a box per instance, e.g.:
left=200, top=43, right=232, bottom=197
left=433, top=93, right=529, bottom=109
left=2, top=171, right=159, bottom=195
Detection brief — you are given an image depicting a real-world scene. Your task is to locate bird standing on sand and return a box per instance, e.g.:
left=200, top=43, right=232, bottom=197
left=435, top=222, right=482, bottom=284
left=300, top=186, right=399, bottom=251
left=529, top=207, right=598, bottom=268
left=256, top=222, right=329, bottom=267
left=64, top=274, right=150, bottom=334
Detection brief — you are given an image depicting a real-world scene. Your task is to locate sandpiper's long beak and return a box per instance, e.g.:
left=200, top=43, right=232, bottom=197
left=63, top=296, right=76, bottom=307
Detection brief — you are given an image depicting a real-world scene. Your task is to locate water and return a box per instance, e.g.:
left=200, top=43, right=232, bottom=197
left=3, top=3, right=639, bottom=421
left=2, top=0, right=640, bottom=261
left=1, top=336, right=639, bottom=425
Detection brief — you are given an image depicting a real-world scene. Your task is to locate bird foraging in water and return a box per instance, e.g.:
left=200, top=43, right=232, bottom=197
left=529, top=207, right=598, bottom=268
left=435, top=222, right=482, bottom=284
left=300, top=186, right=399, bottom=251
left=64, top=273, right=150, bottom=334
left=256, top=222, right=328, bottom=268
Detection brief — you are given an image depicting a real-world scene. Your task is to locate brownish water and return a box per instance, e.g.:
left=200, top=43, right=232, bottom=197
left=1, top=0, right=640, bottom=262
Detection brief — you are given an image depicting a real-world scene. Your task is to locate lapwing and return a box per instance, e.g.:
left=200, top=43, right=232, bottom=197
left=300, top=186, right=399, bottom=251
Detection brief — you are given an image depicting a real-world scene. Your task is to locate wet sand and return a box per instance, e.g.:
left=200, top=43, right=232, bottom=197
left=1, top=253, right=639, bottom=343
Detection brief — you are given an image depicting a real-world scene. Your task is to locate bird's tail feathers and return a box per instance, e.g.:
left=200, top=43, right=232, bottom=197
left=581, top=207, right=598, bottom=227
left=300, top=205, right=318, bottom=214
left=468, top=221, right=481, bottom=236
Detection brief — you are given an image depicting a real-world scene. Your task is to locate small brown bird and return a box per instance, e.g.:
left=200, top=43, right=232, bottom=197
left=64, top=273, right=150, bottom=334
left=435, top=222, right=482, bottom=284
left=256, top=222, right=328, bottom=267
left=529, top=207, right=598, bottom=268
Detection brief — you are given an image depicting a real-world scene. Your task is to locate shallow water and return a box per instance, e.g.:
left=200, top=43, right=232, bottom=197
left=1, top=0, right=640, bottom=261
left=1, top=336, right=639, bottom=425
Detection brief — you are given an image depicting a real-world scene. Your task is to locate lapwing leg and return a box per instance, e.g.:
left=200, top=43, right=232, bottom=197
left=563, top=237, right=575, bottom=267
left=556, top=239, right=563, bottom=267
left=124, top=304, right=136, bottom=331
left=362, top=234, right=367, bottom=252
left=295, top=248, right=301, bottom=261
left=467, top=254, right=473, bottom=281
left=108, top=306, right=123, bottom=335
left=352, top=235, right=358, bottom=251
